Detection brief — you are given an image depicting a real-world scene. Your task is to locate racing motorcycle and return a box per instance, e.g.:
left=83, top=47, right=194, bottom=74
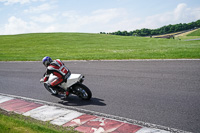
left=40, top=73, right=92, bottom=100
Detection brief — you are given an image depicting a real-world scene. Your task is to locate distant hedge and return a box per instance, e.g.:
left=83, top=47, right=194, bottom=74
left=101, top=20, right=200, bottom=37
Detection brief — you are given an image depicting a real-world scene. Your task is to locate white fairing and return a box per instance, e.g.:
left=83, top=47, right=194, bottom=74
left=47, top=73, right=82, bottom=90
left=47, top=74, right=58, bottom=84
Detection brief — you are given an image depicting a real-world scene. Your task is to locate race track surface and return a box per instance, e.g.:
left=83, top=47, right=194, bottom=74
left=0, top=60, right=199, bottom=132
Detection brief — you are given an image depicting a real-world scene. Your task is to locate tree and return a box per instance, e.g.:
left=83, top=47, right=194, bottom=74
left=104, top=20, right=200, bottom=36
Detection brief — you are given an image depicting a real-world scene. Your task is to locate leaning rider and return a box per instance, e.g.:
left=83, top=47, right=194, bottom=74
left=40, top=56, right=71, bottom=96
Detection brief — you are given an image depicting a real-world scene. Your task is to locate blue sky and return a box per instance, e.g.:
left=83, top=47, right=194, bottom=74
left=0, top=0, right=200, bottom=35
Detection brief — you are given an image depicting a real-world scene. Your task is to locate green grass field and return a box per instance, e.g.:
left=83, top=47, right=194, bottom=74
left=0, top=110, right=77, bottom=133
left=0, top=32, right=200, bottom=61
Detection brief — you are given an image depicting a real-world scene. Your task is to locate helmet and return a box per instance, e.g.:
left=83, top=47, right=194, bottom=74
left=42, top=56, right=52, bottom=67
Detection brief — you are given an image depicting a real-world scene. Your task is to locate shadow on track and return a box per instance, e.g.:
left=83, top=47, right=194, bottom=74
left=52, top=94, right=106, bottom=106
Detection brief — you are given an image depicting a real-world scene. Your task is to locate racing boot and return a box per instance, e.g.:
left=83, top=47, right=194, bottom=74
left=63, top=88, right=70, bottom=99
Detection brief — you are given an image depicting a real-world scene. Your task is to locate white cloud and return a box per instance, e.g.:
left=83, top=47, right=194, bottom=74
left=1, top=16, right=39, bottom=34
left=191, top=7, right=200, bottom=20
left=0, top=0, right=46, bottom=5
left=30, top=14, right=55, bottom=23
left=0, top=3, right=200, bottom=35
left=137, top=3, right=200, bottom=29
left=44, top=25, right=56, bottom=32
left=59, top=8, right=129, bottom=32
left=91, top=8, right=127, bottom=23
left=174, top=3, right=187, bottom=21
left=0, top=0, right=30, bottom=5
left=60, top=3, right=200, bottom=32
left=0, top=15, right=57, bottom=35
left=62, top=8, right=126, bottom=25
left=24, top=3, right=55, bottom=13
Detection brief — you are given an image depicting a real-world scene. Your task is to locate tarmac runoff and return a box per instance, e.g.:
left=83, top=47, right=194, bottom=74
left=0, top=93, right=190, bottom=133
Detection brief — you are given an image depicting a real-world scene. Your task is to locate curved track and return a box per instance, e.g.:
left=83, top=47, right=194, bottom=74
left=0, top=60, right=200, bottom=132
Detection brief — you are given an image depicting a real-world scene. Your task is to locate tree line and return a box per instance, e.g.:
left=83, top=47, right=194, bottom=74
left=100, top=20, right=200, bottom=36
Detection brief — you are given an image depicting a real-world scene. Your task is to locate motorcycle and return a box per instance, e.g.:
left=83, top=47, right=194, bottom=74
left=40, top=73, right=92, bottom=100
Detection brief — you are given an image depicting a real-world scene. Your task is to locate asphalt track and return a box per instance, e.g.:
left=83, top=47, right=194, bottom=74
left=0, top=60, right=199, bottom=132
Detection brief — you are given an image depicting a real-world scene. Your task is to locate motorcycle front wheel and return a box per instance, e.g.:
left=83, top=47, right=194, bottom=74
left=44, top=83, right=58, bottom=95
left=72, top=83, right=92, bottom=100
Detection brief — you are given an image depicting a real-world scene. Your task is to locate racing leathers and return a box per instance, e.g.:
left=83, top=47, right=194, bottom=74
left=43, top=59, right=71, bottom=88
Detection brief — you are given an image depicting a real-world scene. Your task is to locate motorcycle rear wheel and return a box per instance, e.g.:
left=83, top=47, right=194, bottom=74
left=72, top=83, right=92, bottom=100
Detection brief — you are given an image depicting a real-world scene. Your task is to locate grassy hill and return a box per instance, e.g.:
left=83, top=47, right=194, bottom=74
left=175, top=28, right=200, bottom=40
left=0, top=32, right=200, bottom=61
left=187, top=28, right=200, bottom=36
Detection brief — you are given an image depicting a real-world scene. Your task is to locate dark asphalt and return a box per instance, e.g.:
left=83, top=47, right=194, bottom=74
left=0, top=60, right=199, bottom=132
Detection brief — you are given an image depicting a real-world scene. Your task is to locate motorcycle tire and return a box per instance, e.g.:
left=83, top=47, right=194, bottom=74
left=44, top=83, right=58, bottom=95
left=72, top=83, right=92, bottom=100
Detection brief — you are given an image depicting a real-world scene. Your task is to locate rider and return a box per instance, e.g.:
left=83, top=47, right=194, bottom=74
left=40, top=56, right=71, bottom=96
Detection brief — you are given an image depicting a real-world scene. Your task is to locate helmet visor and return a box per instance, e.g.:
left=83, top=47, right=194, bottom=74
left=44, top=61, right=49, bottom=67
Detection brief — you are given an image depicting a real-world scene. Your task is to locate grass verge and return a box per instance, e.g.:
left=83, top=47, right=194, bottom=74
left=0, top=32, right=200, bottom=61
left=0, top=109, right=78, bottom=133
